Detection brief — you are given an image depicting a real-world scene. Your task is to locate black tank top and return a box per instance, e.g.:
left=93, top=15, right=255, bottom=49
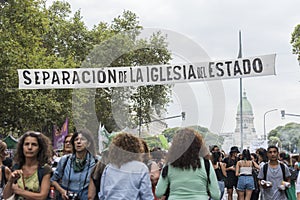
left=214, top=163, right=224, bottom=181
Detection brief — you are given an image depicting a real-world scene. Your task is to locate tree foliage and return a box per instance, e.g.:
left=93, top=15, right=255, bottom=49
left=0, top=0, right=172, bottom=139
left=162, top=125, right=224, bottom=149
left=291, top=24, right=300, bottom=62
left=268, top=122, right=300, bottom=153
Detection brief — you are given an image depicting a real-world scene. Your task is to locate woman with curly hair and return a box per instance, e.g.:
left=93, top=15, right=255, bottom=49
left=155, top=127, right=220, bottom=200
left=98, top=132, right=153, bottom=200
left=3, top=131, right=52, bottom=200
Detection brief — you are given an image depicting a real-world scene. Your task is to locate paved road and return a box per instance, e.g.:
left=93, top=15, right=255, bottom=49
left=221, top=189, right=238, bottom=200
left=221, top=189, right=261, bottom=200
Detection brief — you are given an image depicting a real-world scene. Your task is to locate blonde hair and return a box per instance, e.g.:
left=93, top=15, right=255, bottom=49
left=0, top=140, right=8, bottom=160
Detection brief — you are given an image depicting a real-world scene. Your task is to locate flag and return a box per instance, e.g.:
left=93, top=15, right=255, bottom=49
left=98, top=122, right=109, bottom=154
left=53, top=118, right=68, bottom=150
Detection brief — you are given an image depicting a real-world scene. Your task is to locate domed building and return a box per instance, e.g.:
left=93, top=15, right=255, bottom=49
left=234, top=90, right=256, bottom=149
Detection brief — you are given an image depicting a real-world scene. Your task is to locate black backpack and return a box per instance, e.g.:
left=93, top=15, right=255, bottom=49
left=262, top=162, right=286, bottom=181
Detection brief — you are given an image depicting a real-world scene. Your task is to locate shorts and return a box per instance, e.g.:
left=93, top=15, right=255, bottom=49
left=225, top=173, right=238, bottom=189
left=237, top=175, right=255, bottom=191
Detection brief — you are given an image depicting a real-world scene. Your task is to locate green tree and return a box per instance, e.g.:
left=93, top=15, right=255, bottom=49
left=162, top=125, right=224, bottom=149
left=268, top=122, right=300, bottom=152
left=291, top=24, right=300, bottom=62
left=0, top=0, right=76, bottom=137
left=91, top=11, right=172, bottom=132
left=0, top=1, right=172, bottom=139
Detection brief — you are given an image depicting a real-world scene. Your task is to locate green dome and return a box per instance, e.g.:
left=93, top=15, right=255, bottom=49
left=237, top=91, right=253, bottom=115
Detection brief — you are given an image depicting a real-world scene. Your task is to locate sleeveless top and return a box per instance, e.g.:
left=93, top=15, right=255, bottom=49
left=214, top=162, right=224, bottom=181
left=239, top=161, right=253, bottom=175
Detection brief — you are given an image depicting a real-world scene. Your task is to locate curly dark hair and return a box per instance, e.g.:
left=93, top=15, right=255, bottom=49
left=166, top=128, right=205, bottom=170
left=14, top=131, right=52, bottom=167
left=108, top=132, right=143, bottom=168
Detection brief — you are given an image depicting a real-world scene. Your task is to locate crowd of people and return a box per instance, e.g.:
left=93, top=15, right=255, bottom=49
left=209, top=145, right=300, bottom=200
left=0, top=127, right=300, bottom=200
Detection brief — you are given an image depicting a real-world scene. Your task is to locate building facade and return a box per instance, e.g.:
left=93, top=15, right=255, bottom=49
left=234, top=91, right=257, bottom=149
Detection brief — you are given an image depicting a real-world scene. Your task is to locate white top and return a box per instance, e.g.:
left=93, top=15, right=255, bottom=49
left=296, top=171, right=300, bottom=193
left=240, top=166, right=252, bottom=175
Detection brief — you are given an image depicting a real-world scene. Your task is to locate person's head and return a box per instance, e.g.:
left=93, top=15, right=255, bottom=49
left=229, top=146, right=240, bottom=157
left=210, top=145, right=220, bottom=153
left=257, top=148, right=268, bottom=163
left=267, top=145, right=279, bottom=161
left=71, top=129, right=96, bottom=156
left=241, top=149, right=251, bottom=160
left=150, top=147, right=166, bottom=169
left=279, top=151, right=289, bottom=161
left=279, top=151, right=291, bottom=165
left=166, top=127, right=206, bottom=170
left=211, top=151, right=222, bottom=165
left=108, top=132, right=143, bottom=168
left=251, top=153, right=258, bottom=162
left=63, top=133, right=73, bottom=155
left=14, top=131, right=52, bottom=167
left=0, top=140, right=8, bottom=161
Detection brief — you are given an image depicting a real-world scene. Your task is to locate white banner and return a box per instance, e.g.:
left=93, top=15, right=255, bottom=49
left=250, top=140, right=268, bottom=153
left=18, top=54, right=276, bottom=89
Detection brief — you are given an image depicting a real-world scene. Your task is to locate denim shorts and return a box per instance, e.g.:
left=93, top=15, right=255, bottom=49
left=237, top=175, right=255, bottom=191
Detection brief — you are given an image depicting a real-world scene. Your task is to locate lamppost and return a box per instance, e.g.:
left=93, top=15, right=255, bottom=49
left=263, top=109, right=277, bottom=140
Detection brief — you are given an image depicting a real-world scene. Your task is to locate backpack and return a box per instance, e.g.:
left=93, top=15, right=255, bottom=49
left=288, top=166, right=298, bottom=181
left=161, top=158, right=211, bottom=198
left=262, top=163, right=286, bottom=181
left=12, top=164, right=51, bottom=185
left=263, top=163, right=290, bottom=199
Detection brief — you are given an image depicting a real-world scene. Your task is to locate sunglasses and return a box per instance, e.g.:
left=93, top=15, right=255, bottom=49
left=25, top=131, right=41, bottom=136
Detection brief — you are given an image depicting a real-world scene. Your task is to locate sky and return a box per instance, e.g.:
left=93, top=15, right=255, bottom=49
left=49, top=0, right=300, bottom=139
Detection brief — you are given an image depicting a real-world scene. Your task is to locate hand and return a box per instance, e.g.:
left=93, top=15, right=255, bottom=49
left=231, top=166, right=236, bottom=171
left=11, top=183, right=23, bottom=195
left=9, top=169, right=23, bottom=183
left=261, top=184, right=272, bottom=189
left=61, top=189, right=68, bottom=200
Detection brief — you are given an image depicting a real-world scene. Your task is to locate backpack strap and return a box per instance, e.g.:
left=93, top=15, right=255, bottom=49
left=37, top=164, right=52, bottom=185
left=280, top=163, right=286, bottom=181
left=204, top=158, right=211, bottom=184
left=161, top=165, right=169, bottom=178
left=1, top=165, right=6, bottom=187
left=37, top=166, right=44, bottom=184
left=204, top=158, right=211, bottom=197
left=263, top=163, right=268, bottom=180
left=263, top=162, right=286, bottom=181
